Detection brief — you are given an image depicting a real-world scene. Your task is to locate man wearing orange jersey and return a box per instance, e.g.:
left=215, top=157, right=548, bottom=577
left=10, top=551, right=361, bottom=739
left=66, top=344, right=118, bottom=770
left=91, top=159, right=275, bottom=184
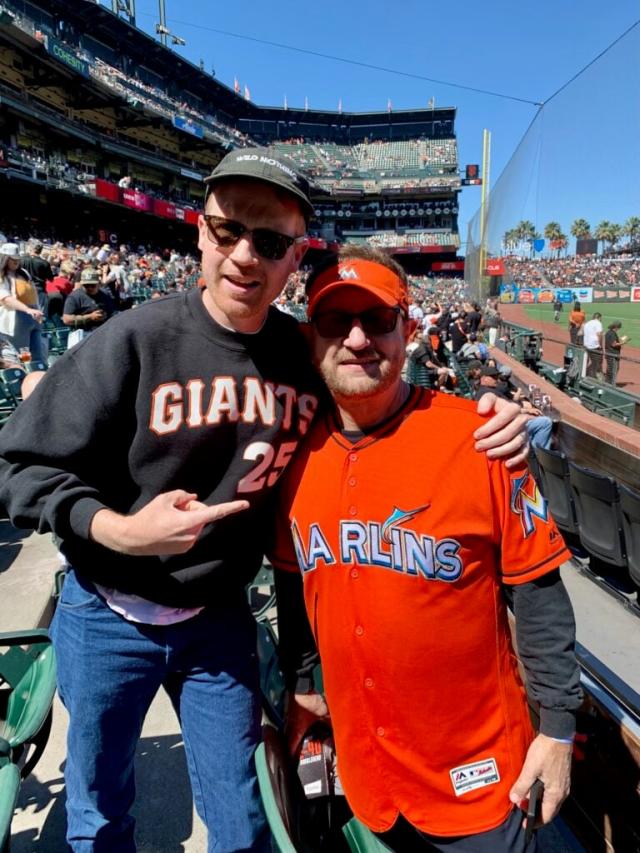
left=271, top=245, right=581, bottom=852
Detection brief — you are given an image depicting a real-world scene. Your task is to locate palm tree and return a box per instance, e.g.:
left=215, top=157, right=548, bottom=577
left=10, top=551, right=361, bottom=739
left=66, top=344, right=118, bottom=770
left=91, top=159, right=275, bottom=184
left=516, top=220, right=536, bottom=244
left=544, top=223, right=568, bottom=258
left=570, top=219, right=591, bottom=240
left=594, top=221, right=620, bottom=254
left=623, top=216, right=640, bottom=245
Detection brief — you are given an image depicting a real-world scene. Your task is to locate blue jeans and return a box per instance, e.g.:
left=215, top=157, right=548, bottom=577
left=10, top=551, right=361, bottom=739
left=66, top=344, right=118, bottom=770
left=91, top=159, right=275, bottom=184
left=10, top=311, right=48, bottom=364
left=525, top=416, right=553, bottom=451
left=51, top=568, right=269, bottom=853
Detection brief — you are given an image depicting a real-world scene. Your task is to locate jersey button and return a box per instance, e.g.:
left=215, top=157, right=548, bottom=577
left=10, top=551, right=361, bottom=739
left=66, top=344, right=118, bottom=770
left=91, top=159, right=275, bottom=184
left=376, top=727, right=385, bottom=737
left=364, top=678, right=374, bottom=689
left=349, top=453, right=358, bottom=463
left=355, top=625, right=364, bottom=637
left=349, top=506, right=357, bottom=516
left=348, top=477, right=357, bottom=487
left=350, top=569, right=359, bottom=579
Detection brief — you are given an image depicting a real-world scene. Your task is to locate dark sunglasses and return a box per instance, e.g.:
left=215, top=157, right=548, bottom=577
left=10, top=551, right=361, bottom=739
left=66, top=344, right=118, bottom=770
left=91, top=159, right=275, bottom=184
left=312, top=306, right=403, bottom=338
left=203, top=215, right=306, bottom=261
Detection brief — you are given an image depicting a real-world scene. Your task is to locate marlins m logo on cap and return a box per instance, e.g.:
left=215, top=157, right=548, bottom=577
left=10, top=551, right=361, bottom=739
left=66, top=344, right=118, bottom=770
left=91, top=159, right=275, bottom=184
left=338, top=267, right=359, bottom=280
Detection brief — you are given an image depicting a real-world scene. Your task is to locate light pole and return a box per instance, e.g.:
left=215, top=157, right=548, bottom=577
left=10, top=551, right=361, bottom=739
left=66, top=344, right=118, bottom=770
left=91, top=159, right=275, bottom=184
left=155, top=0, right=186, bottom=48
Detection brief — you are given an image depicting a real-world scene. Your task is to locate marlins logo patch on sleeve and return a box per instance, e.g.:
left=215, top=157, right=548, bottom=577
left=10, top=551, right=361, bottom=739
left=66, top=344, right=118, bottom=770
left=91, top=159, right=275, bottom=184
left=510, top=472, right=548, bottom=538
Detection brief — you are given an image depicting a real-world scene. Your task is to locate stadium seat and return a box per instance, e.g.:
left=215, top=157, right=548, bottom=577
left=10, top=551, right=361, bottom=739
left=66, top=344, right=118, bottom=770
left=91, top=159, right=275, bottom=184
left=24, top=361, right=48, bottom=373
left=257, top=620, right=287, bottom=729
left=343, top=818, right=392, bottom=852
left=619, top=484, right=640, bottom=590
left=0, top=629, right=57, bottom=778
left=568, top=462, right=627, bottom=569
left=0, top=762, right=20, bottom=853
left=255, top=726, right=300, bottom=853
left=0, top=369, right=25, bottom=406
left=534, top=447, right=579, bottom=536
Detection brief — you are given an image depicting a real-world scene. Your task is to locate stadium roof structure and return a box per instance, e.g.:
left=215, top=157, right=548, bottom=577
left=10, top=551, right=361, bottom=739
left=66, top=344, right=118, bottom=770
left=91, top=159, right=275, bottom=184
left=21, top=0, right=456, bottom=129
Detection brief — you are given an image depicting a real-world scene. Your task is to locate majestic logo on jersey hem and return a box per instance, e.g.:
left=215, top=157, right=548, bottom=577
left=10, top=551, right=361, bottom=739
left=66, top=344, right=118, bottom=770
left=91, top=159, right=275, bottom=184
left=291, top=505, right=462, bottom=582
left=450, top=758, right=500, bottom=797
left=510, top=472, right=548, bottom=538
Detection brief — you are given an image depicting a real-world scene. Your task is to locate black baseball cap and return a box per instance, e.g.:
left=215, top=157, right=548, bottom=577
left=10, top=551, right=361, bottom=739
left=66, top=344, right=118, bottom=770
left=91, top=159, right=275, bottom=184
left=203, top=147, right=313, bottom=220
left=481, top=365, right=500, bottom=378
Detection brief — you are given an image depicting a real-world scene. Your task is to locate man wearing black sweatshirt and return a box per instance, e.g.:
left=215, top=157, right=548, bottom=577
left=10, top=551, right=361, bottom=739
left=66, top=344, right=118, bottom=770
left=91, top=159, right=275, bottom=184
left=0, top=150, right=528, bottom=853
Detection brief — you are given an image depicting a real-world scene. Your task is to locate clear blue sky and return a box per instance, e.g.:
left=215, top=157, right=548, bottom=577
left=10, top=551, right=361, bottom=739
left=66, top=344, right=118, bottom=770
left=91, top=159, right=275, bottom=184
left=101, top=0, right=639, bottom=249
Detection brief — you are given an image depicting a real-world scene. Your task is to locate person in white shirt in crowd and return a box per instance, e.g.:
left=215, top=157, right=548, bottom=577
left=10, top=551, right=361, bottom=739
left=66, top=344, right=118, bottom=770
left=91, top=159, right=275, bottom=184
left=582, top=312, right=603, bottom=379
left=0, top=243, right=47, bottom=363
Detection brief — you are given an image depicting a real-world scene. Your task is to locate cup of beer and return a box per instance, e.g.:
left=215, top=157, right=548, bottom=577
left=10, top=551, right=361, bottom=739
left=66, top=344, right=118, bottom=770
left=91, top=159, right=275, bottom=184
left=19, top=348, right=31, bottom=364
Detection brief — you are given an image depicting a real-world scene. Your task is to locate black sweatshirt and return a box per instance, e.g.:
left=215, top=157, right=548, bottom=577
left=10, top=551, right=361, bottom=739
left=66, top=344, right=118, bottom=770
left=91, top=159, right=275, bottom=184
left=0, top=289, right=321, bottom=607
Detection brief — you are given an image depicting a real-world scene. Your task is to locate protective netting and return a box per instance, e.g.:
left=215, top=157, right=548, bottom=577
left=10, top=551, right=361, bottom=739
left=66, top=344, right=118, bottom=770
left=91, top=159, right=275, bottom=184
left=465, top=23, right=640, bottom=303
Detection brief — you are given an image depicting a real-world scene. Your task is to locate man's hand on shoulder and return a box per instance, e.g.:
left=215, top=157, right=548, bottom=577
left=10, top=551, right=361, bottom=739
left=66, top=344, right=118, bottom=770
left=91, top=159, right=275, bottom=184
left=89, top=490, right=249, bottom=556
left=509, top=733, right=572, bottom=825
left=474, top=394, right=529, bottom=468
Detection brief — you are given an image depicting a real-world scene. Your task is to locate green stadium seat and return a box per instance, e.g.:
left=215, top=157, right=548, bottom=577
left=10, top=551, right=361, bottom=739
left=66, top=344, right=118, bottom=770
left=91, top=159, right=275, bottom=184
left=257, top=621, right=287, bottom=729
left=24, top=361, right=48, bottom=373
left=0, top=629, right=57, bottom=779
left=0, top=762, right=20, bottom=853
left=255, top=727, right=300, bottom=853
left=0, top=369, right=25, bottom=406
left=342, top=818, right=392, bottom=852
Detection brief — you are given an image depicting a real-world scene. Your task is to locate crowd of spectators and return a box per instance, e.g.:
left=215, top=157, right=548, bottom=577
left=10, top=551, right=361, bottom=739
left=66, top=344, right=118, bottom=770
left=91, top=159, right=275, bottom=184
left=272, top=139, right=461, bottom=194
left=367, top=231, right=460, bottom=248
left=0, top=1, right=253, bottom=152
left=507, top=255, right=640, bottom=290
left=1, top=144, right=202, bottom=210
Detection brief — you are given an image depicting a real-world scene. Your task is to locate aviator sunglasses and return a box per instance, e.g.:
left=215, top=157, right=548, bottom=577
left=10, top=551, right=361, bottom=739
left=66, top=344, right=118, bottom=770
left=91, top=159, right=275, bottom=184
left=312, top=306, right=403, bottom=338
left=203, top=215, right=307, bottom=261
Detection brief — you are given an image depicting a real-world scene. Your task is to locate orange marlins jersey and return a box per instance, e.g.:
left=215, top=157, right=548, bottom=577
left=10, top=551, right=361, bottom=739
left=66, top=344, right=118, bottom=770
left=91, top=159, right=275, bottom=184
left=270, top=386, right=571, bottom=836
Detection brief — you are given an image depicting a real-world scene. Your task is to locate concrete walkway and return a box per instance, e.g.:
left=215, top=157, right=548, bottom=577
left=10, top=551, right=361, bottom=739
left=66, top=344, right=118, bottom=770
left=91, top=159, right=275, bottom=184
left=5, top=527, right=638, bottom=850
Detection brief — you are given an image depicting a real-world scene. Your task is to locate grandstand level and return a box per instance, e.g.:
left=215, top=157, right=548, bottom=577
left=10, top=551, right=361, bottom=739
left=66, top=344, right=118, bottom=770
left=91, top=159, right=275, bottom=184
left=1, top=0, right=464, bottom=274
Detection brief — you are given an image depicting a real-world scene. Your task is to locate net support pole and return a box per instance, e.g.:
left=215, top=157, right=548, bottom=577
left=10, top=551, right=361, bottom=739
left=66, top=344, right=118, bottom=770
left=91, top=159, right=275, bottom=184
left=478, top=129, right=491, bottom=301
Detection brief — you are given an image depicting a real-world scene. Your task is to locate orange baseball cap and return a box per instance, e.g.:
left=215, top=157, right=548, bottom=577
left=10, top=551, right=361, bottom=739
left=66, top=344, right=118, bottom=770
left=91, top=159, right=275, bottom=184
left=306, top=259, right=409, bottom=317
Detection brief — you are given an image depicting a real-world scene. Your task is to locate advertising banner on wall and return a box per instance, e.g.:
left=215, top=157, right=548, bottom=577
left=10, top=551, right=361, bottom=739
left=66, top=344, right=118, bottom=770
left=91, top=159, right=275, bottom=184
left=631, top=287, right=640, bottom=303
left=46, top=36, right=89, bottom=78
left=433, top=261, right=465, bottom=272
left=572, top=287, right=593, bottom=303
left=122, top=189, right=152, bottom=212
left=173, top=117, right=204, bottom=139
left=500, top=285, right=597, bottom=304
left=485, top=258, right=505, bottom=275
left=153, top=199, right=176, bottom=219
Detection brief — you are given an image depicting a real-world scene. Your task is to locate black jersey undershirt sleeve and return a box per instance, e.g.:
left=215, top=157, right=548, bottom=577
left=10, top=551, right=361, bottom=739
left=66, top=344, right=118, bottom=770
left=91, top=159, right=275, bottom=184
left=506, top=569, right=583, bottom=739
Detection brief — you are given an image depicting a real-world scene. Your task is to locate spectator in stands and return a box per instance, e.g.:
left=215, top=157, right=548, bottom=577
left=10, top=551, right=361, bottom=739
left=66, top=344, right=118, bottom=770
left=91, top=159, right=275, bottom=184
left=583, top=312, right=603, bottom=379
left=466, top=301, right=482, bottom=334
left=458, top=332, right=489, bottom=362
left=568, top=302, right=586, bottom=344
left=47, top=259, right=76, bottom=322
left=62, top=267, right=115, bottom=346
left=477, top=365, right=554, bottom=450
left=483, top=299, right=501, bottom=347
left=0, top=243, right=47, bottom=363
left=604, top=321, right=624, bottom=385
left=20, top=242, right=53, bottom=312
left=553, top=296, right=563, bottom=322
left=449, top=311, right=468, bottom=354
